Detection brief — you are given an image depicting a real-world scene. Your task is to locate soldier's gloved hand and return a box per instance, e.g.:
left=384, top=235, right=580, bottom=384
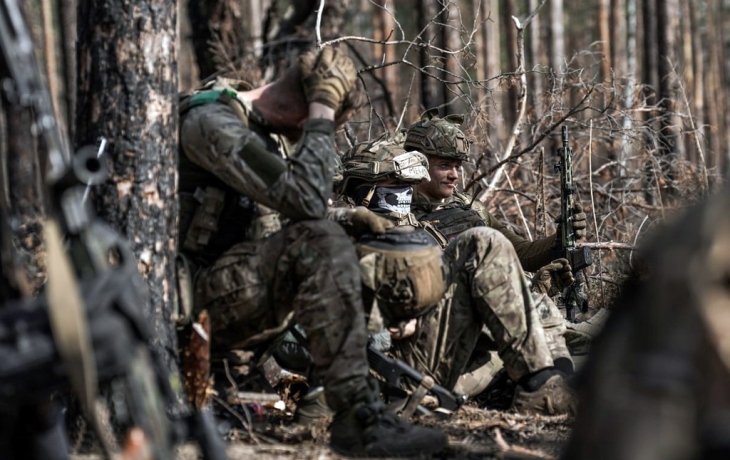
left=572, top=202, right=587, bottom=240
left=532, top=258, right=574, bottom=297
left=300, top=47, right=357, bottom=111
left=344, top=206, right=395, bottom=238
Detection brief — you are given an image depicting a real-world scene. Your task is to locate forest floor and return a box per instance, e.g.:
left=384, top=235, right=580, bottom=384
left=71, top=405, right=572, bottom=460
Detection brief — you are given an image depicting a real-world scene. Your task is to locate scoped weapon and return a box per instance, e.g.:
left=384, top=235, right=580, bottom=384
left=367, top=342, right=466, bottom=417
left=554, top=126, right=592, bottom=322
left=0, top=1, right=225, bottom=458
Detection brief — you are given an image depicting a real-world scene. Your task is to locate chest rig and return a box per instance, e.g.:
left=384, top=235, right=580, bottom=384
left=178, top=78, right=288, bottom=265
left=416, top=192, right=486, bottom=243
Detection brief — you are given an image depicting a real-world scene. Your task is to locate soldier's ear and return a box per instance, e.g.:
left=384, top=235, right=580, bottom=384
left=420, top=108, right=439, bottom=120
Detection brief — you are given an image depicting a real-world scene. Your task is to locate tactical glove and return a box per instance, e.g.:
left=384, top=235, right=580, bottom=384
left=572, top=202, right=587, bottom=240
left=300, top=47, right=357, bottom=111
left=532, top=258, right=574, bottom=297
left=343, top=206, right=395, bottom=238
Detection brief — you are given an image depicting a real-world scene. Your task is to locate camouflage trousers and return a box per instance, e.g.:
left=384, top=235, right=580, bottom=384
left=192, top=219, right=370, bottom=412
left=392, top=226, right=566, bottom=389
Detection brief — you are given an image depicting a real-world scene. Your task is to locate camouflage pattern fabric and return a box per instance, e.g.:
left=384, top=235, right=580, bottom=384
left=563, top=188, right=730, bottom=460
left=193, top=220, right=370, bottom=411
left=391, top=226, right=555, bottom=388
left=180, top=102, right=335, bottom=223
left=179, top=100, right=371, bottom=412
left=413, top=190, right=557, bottom=272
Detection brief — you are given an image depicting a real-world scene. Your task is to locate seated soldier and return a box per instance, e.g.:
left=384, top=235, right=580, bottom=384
left=337, top=138, right=576, bottom=415
left=177, top=47, right=447, bottom=457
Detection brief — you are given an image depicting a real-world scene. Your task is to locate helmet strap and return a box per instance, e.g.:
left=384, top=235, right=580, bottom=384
left=361, top=185, right=376, bottom=208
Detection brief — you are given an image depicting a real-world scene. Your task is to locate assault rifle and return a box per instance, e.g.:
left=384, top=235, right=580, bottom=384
left=554, top=126, right=592, bottom=322
left=0, top=1, right=225, bottom=458
left=367, top=342, right=466, bottom=417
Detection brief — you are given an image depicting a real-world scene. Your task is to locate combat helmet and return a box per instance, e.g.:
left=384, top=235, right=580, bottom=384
left=340, top=132, right=430, bottom=199
left=404, top=109, right=470, bottom=161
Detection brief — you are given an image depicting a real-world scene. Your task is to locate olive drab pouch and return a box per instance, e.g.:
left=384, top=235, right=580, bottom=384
left=182, top=187, right=226, bottom=253
left=356, top=228, right=447, bottom=326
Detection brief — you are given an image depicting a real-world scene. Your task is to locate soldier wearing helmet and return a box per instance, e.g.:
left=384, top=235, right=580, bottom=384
left=338, top=136, right=577, bottom=416
left=406, top=110, right=587, bottom=273
left=405, top=110, right=593, bottom=366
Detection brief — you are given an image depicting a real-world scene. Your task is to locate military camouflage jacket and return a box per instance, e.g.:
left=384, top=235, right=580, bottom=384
left=412, top=190, right=557, bottom=272
left=178, top=78, right=338, bottom=263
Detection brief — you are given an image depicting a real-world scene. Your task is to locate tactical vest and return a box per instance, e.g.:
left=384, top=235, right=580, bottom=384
left=412, top=191, right=486, bottom=244
left=178, top=77, right=285, bottom=266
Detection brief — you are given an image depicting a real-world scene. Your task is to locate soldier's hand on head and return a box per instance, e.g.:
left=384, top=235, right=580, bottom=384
left=300, top=47, right=357, bottom=111
left=533, top=258, right=574, bottom=297
left=345, top=206, right=395, bottom=238
left=572, top=202, right=587, bottom=240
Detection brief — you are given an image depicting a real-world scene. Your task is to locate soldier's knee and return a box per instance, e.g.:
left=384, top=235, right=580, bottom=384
left=460, top=226, right=511, bottom=249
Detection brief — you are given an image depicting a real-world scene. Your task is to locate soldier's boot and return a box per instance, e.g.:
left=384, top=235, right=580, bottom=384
left=511, top=371, right=577, bottom=416
left=329, top=381, right=448, bottom=457
left=294, top=386, right=333, bottom=425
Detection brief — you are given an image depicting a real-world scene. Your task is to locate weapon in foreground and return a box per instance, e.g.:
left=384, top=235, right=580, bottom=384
left=0, top=1, right=226, bottom=458
left=367, top=341, right=466, bottom=417
left=554, top=126, right=592, bottom=322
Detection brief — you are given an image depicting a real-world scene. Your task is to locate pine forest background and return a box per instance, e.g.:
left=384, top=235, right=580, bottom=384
left=5, top=0, right=730, bottom=370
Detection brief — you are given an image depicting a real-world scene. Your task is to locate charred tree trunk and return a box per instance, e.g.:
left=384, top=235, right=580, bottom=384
left=442, top=0, right=463, bottom=114
left=187, top=0, right=247, bottom=80
left=1, top=97, right=46, bottom=297
left=656, top=0, right=683, bottom=191
left=417, top=0, right=442, bottom=112
left=76, top=0, right=183, bottom=411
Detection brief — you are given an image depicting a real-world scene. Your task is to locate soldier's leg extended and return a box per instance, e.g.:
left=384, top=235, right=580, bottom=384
left=445, top=227, right=575, bottom=414
left=195, top=219, right=447, bottom=456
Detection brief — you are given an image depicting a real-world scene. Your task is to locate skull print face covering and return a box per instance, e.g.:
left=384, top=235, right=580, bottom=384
left=368, top=185, right=413, bottom=215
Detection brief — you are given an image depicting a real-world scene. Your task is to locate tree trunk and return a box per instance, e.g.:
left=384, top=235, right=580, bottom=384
left=598, top=0, right=611, bottom=81
left=1, top=98, right=46, bottom=297
left=187, top=0, right=247, bottom=80
left=501, top=0, right=518, bottom=130
left=483, top=0, right=503, bottom=149
left=620, top=0, right=637, bottom=175
left=547, top=0, right=565, bottom=74
left=442, top=0, right=463, bottom=114
left=656, top=0, right=683, bottom=182
left=679, top=0, right=695, bottom=163
left=610, top=0, right=627, bottom=79
left=641, top=0, right=658, bottom=113
left=76, top=0, right=183, bottom=412
left=527, top=0, right=544, bottom=120
left=373, top=0, right=398, bottom=122
left=689, top=0, right=705, bottom=170
left=417, top=0, right=442, bottom=112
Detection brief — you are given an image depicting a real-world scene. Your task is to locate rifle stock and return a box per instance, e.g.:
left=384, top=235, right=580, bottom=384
left=367, top=342, right=466, bottom=413
left=0, top=1, right=226, bottom=458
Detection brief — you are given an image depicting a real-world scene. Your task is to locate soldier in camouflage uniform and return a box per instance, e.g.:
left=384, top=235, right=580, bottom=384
left=403, top=112, right=587, bottom=378
left=177, top=47, right=447, bottom=457
left=563, top=188, right=730, bottom=460
left=339, top=137, right=576, bottom=415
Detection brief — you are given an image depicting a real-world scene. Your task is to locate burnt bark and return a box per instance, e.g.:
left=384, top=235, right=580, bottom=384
left=75, top=0, right=183, bottom=411
left=187, top=0, right=247, bottom=80
left=417, top=0, right=442, bottom=112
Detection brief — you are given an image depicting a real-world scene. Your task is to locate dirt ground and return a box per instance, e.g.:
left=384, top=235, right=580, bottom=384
left=71, top=404, right=572, bottom=460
